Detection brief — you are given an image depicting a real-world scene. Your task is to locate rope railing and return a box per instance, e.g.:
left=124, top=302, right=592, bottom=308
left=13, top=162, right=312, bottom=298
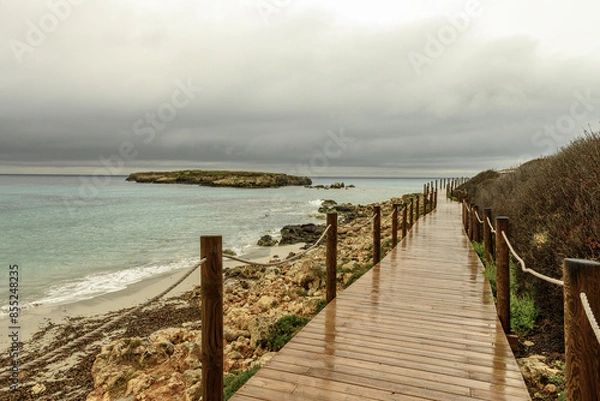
left=0, top=258, right=206, bottom=381
left=223, top=225, right=331, bottom=267
left=474, top=210, right=483, bottom=224
left=501, top=231, right=565, bottom=286
left=341, top=213, right=376, bottom=231
left=383, top=207, right=405, bottom=223
left=487, top=216, right=496, bottom=234
left=451, top=184, right=600, bottom=400
left=580, top=292, right=600, bottom=345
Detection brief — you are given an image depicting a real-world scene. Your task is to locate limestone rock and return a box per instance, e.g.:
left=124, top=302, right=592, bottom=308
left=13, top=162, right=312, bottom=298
left=257, top=295, right=278, bottom=311
left=87, top=329, right=202, bottom=401
left=257, top=352, right=278, bottom=366
left=248, top=316, right=277, bottom=348
left=30, top=383, right=46, bottom=395
left=279, top=223, right=326, bottom=245
left=257, top=235, right=278, bottom=247
left=517, top=355, right=561, bottom=386
left=287, top=260, right=324, bottom=289
left=223, top=327, right=250, bottom=342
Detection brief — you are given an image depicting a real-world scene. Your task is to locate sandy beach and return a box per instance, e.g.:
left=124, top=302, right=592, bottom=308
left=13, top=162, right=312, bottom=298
left=0, top=198, right=394, bottom=400
left=0, top=244, right=303, bottom=350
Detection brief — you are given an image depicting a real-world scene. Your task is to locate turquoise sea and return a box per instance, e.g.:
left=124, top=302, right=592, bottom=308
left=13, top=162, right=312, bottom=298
left=0, top=175, right=430, bottom=316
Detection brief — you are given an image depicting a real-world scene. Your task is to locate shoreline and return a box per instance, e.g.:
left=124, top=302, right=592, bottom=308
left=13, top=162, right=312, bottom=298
left=0, top=243, right=304, bottom=349
left=0, top=196, right=404, bottom=400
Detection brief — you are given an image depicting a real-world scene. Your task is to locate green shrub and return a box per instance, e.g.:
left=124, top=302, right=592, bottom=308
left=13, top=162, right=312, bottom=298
left=511, top=293, right=538, bottom=335
left=483, top=261, right=497, bottom=296
left=472, top=241, right=538, bottom=335
left=462, top=131, right=600, bottom=349
left=224, top=365, right=261, bottom=401
left=262, top=315, right=310, bottom=351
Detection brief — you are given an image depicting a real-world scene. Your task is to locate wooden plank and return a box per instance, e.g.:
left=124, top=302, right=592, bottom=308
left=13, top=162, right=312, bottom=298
left=230, top=195, right=531, bottom=401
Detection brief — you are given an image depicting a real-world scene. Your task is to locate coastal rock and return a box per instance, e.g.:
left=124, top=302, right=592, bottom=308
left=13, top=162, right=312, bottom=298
left=318, top=201, right=359, bottom=223
left=223, top=328, right=251, bottom=342
left=516, top=355, right=561, bottom=388
left=287, top=260, right=324, bottom=289
left=307, top=182, right=353, bottom=190
left=248, top=316, right=278, bottom=348
left=257, top=295, right=278, bottom=311
left=87, top=329, right=202, bottom=401
left=30, top=383, right=46, bottom=395
left=257, top=235, right=278, bottom=247
left=280, top=223, right=326, bottom=245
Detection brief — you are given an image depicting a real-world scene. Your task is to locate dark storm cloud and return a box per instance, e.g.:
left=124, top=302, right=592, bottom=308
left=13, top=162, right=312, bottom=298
left=1, top=0, right=599, bottom=175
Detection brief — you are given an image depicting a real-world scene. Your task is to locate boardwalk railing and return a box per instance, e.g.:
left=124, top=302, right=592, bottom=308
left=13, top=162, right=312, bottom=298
left=457, top=191, right=600, bottom=401
left=0, top=183, right=439, bottom=399
left=199, top=185, right=442, bottom=401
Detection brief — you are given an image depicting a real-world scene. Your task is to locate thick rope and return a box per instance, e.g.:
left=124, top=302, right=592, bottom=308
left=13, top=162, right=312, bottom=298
left=341, top=213, right=376, bottom=231
left=223, top=225, right=331, bottom=267
left=474, top=210, right=483, bottom=224
left=487, top=217, right=497, bottom=234
left=501, top=231, right=564, bottom=286
left=387, top=206, right=407, bottom=224
left=0, top=259, right=205, bottom=380
left=580, top=292, right=600, bottom=345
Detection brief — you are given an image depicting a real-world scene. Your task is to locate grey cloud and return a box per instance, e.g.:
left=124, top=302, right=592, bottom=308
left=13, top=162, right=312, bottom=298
left=1, top=0, right=599, bottom=176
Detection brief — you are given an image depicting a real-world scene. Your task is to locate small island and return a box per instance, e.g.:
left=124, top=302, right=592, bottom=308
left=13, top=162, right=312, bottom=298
left=126, top=170, right=312, bottom=188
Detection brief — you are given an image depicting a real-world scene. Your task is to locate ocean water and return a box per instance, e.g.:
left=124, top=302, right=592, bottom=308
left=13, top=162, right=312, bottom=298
left=0, top=175, right=428, bottom=315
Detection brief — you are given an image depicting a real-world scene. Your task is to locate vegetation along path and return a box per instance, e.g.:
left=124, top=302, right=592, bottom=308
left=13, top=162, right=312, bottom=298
left=229, top=194, right=531, bottom=400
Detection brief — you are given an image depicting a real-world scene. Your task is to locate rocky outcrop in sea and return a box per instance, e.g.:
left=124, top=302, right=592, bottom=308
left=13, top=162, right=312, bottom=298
left=126, top=170, right=312, bottom=188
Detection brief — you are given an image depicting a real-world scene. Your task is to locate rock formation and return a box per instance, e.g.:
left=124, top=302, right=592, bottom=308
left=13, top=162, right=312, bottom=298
left=126, top=170, right=312, bottom=188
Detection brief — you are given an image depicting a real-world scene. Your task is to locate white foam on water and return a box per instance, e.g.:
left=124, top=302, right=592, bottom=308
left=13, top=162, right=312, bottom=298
left=0, top=257, right=200, bottom=317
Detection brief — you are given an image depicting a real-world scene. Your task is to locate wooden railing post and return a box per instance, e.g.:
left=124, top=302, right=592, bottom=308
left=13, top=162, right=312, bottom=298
left=201, top=236, right=223, bottom=401
left=373, top=206, right=381, bottom=265
left=415, top=195, right=420, bottom=221
left=563, top=258, right=600, bottom=401
left=467, top=204, right=474, bottom=240
left=462, top=199, right=467, bottom=233
left=483, top=208, right=493, bottom=265
left=472, top=205, right=480, bottom=242
left=495, top=217, right=510, bottom=334
left=433, top=190, right=437, bottom=210
left=391, top=204, right=399, bottom=248
left=423, top=190, right=428, bottom=214
left=409, top=198, right=414, bottom=228
left=429, top=191, right=433, bottom=212
left=402, top=205, right=408, bottom=239
left=326, top=213, right=337, bottom=304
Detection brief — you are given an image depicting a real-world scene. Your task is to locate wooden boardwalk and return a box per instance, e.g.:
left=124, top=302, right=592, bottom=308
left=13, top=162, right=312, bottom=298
left=230, top=195, right=531, bottom=400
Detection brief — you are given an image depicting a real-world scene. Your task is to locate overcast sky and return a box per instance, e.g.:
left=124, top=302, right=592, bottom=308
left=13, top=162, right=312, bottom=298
left=1, top=0, right=599, bottom=177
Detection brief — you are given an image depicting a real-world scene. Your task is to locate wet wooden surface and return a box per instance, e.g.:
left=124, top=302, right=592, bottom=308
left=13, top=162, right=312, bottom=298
left=230, top=196, right=531, bottom=400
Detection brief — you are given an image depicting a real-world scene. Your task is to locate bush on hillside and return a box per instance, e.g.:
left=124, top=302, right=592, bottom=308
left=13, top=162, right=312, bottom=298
left=458, top=131, right=600, bottom=350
